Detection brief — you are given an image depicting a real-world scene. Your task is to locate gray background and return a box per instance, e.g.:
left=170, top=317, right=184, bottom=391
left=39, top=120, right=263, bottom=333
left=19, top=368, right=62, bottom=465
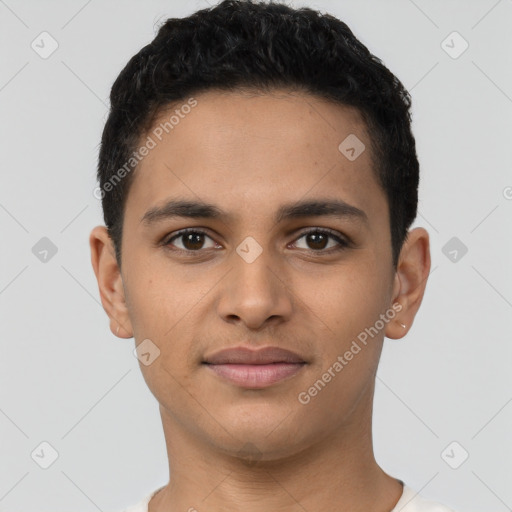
left=1, top=0, right=511, bottom=510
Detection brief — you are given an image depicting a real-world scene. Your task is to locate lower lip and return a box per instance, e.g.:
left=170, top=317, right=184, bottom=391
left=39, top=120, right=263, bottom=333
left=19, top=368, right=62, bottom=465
left=204, top=363, right=305, bottom=388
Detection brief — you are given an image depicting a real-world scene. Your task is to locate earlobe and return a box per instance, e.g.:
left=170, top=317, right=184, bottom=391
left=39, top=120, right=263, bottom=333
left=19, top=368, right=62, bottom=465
left=89, top=225, right=133, bottom=339
left=385, top=227, right=431, bottom=340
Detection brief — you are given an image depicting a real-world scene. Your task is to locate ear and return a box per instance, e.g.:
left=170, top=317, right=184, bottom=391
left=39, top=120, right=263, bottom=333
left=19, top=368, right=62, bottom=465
left=385, top=227, right=431, bottom=340
left=89, top=225, right=133, bottom=338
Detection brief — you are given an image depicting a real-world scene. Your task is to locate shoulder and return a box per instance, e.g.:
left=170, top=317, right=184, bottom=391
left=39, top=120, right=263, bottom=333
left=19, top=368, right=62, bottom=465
left=118, top=483, right=458, bottom=512
left=120, top=500, right=149, bottom=512
left=392, top=485, right=458, bottom=512
left=119, top=485, right=164, bottom=512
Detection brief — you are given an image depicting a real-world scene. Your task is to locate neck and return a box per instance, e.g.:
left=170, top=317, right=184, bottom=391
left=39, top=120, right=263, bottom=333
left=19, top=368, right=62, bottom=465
left=149, top=386, right=403, bottom=512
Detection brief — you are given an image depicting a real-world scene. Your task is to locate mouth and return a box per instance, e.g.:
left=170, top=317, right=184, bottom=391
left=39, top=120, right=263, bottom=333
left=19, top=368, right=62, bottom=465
left=202, top=346, right=307, bottom=389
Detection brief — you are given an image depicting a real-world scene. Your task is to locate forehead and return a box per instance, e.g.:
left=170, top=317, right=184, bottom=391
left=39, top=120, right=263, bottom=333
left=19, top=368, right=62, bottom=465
left=124, top=89, right=386, bottom=228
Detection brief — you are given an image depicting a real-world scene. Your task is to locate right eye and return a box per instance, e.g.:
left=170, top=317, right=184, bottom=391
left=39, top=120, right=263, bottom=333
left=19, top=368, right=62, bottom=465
left=163, top=229, right=220, bottom=253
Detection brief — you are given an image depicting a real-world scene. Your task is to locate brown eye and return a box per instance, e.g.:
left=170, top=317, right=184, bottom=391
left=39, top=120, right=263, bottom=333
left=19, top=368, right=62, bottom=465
left=165, top=229, right=217, bottom=251
left=304, top=232, right=329, bottom=250
left=293, top=229, right=348, bottom=252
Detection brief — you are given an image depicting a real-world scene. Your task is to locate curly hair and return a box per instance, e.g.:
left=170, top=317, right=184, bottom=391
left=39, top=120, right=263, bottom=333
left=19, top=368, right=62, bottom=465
left=97, top=0, right=419, bottom=268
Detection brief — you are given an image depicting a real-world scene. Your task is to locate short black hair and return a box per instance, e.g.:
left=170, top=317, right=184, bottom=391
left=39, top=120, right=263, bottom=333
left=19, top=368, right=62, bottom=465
left=97, top=0, right=419, bottom=269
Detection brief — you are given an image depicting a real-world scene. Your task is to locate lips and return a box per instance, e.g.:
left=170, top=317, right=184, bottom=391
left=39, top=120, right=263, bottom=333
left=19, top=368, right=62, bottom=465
left=203, top=346, right=306, bottom=365
left=202, top=346, right=306, bottom=388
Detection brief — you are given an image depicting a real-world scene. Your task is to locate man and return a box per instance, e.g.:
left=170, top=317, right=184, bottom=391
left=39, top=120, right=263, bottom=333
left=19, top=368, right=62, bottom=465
left=89, top=1, right=456, bottom=510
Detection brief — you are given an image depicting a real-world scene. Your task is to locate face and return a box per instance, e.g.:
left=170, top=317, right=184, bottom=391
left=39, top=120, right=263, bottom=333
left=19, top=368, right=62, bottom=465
left=94, top=89, right=413, bottom=460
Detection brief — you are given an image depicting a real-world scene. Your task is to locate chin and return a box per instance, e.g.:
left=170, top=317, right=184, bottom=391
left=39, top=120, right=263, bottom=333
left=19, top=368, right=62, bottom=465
left=210, top=407, right=311, bottom=457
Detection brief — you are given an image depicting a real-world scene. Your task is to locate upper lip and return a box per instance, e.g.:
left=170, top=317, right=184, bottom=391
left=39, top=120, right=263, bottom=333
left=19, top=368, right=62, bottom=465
left=203, top=346, right=306, bottom=365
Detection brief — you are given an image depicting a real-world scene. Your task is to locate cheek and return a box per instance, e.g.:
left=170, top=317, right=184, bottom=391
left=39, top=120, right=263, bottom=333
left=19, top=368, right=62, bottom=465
left=303, top=260, right=391, bottom=339
left=122, top=263, right=183, bottom=343
left=123, top=261, right=209, bottom=373
left=294, top=266, right=389, bottom=418
left=123, top=277, right=157, bottom=339
left=124, top=268, right=198, bottom=402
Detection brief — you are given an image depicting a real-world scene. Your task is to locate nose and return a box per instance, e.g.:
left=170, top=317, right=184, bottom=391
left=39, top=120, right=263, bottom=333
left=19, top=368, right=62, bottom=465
left=216, top=242, right=293, bottom=330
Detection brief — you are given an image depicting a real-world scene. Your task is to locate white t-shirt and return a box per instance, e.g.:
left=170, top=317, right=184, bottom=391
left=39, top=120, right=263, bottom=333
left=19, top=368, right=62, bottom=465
left=122, top=483, right=457, bottom=512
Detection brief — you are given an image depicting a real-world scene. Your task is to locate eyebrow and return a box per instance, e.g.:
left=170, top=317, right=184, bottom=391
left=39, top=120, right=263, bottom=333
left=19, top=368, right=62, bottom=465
left=140, top=198, right=368, bottom=226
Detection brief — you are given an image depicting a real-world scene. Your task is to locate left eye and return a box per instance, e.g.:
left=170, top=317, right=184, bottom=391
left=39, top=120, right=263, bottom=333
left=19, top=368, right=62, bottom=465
left=293, top=229, right=348, bottom=251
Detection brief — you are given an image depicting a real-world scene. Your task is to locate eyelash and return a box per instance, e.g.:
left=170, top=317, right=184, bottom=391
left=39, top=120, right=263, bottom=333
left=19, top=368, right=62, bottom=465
left=161, top=227, right=350, bottom=256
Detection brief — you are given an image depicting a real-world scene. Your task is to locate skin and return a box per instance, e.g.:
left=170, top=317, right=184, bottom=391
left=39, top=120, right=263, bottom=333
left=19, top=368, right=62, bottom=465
left=90, top=89, right=430, bottom=512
